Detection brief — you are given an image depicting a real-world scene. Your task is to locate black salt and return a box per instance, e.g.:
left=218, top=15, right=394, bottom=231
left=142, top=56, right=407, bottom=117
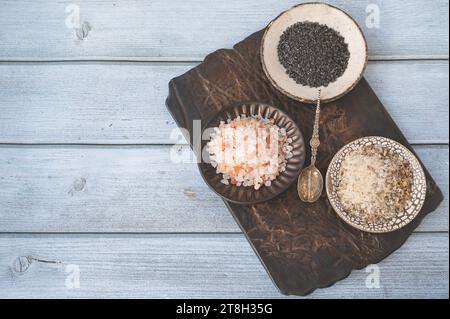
left=277, top=21, right=350, bottom=88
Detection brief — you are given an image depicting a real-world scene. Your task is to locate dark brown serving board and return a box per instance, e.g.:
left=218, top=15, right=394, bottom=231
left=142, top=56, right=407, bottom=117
left=165, top=29, right=443, bottom=296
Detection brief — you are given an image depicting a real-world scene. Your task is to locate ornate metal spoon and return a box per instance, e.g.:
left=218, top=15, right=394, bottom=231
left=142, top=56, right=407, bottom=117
left=298, top=89, right=323, bottom=203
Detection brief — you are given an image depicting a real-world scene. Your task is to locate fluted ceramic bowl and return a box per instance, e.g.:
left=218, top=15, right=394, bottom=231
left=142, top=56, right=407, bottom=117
left=199, top=102, right=306, bottom=204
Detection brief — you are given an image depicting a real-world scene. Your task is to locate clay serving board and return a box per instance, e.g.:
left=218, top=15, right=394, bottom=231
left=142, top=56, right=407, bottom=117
left=165, top=30, right=443, bottom=296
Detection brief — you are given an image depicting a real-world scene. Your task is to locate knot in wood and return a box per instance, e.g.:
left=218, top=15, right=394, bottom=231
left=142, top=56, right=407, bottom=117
left=12, top=256, right=32, bottom=274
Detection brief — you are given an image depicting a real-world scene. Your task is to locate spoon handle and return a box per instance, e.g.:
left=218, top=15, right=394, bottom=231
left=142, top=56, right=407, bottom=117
left=310, top=89, right=321, bottom=166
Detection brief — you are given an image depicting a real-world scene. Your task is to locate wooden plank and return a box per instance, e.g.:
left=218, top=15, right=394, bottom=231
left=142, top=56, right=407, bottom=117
left=0, top=60, right=448, bottom=144
left=0, top=61, right=182, bottom=145
left=0, top=145, right=447, bottom=233
left=0, top=233, right=447, bottom=298
left=0, top=0, right=448, bottom=60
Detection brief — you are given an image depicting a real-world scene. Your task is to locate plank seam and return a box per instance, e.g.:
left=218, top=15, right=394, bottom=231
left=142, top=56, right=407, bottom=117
left=0, top=230, right=447, bottom=235
left=0, top=142, right=448, bottom=148
left=0, top=56, right=448, bottom=64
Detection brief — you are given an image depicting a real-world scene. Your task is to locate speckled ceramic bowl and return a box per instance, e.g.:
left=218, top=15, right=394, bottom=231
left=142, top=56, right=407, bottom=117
left=326, top=136, right=427, bottom=233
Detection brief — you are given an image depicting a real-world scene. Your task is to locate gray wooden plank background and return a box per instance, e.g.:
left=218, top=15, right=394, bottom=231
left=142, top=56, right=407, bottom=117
left=0, top=0, right=448, bottom=60
left=0, top=61, right=448, bottom=144
left=0, top=0, right=448, bottom=298
left=0, top=233, right=448, bottom=299
left=0, top=145, right=447, bottom=233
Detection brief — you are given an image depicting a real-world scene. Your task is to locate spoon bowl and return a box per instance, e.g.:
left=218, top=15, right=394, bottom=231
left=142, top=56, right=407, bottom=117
left=298, top=164, right=323, bottom=203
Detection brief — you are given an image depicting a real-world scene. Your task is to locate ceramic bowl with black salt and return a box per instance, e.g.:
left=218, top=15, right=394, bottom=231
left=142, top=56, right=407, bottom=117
left=198, top=102, right=306, bottom=204
left=261, top=2, right=368, bottom=103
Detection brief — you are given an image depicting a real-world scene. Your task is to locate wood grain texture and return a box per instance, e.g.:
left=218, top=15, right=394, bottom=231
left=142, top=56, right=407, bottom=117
left=0, top=0, right=448, bottom=299
left=0, top=61, right=448, bottom=144
left=0, top=233, right=447, bottom=299
left=0, top=0, right=448, bottom=60
left=0, top=145, right=447, bottom=233
left=166, top=30, right=444, bottom=295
